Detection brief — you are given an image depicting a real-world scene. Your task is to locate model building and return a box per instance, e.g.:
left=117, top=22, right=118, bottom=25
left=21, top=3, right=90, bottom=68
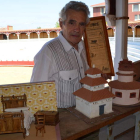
left=73, top=65, right=115, bottom=118
left=109, top=59, right=140, bottom=106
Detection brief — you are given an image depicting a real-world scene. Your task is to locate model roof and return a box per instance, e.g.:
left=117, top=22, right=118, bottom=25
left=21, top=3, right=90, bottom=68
left=85, top=67, right=103, bottom=75
left=80, top=76, right=107, bottom=86
left=118, top=59, right=134, bottom=71
left=108, top=80, right=140, bottom=89
left=116, top=72, right=135, bottom=76
left=73, top=88, right=115, bottom=102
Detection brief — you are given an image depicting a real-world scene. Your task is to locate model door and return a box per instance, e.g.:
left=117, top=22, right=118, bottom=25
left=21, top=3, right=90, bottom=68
left=99, top=104, right=105, bottom=115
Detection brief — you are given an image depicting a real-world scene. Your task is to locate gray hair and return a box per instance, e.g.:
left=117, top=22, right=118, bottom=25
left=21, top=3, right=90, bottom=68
left=59, top=1, right=90, bottom=24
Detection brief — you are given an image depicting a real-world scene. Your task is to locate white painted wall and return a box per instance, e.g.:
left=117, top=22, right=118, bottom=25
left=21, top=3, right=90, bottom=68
left=75, top=96, right=113, bottom=118
left=118, top=75, right=133, bottom=82
left=112, top=88, right=139, bottom=105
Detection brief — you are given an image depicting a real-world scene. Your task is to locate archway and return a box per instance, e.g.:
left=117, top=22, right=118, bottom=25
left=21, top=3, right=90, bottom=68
left=135, top=25, right=140, bottom=37
left=40, top=32, right=48, bottom=38
left=19, top=33, right=28, bottom=39
left=30, top=32, right=38, bottom=39
left=128, top=26, right=132, bottom=37
left=9, top=33, right=17, bottom=39
left=50, top=31, right=57, bottom=38
left=0, top=34, right=7, bottom=40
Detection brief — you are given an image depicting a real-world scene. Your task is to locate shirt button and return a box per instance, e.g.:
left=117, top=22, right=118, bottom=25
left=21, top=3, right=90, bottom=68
left=81, top=66, right=83, bottom=69
left=69, top=78, right=71, bottom=80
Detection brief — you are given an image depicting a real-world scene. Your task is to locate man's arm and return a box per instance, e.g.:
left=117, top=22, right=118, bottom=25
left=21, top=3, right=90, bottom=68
left=30, top=48, right=54, bottom=82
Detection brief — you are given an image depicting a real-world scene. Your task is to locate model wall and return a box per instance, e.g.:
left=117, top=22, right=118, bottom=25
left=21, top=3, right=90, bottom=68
left=75, top=96, right=91, bottom=117
left=76, top=96, right=113, bottom=118
left=112, top=88, right=139, bottom=105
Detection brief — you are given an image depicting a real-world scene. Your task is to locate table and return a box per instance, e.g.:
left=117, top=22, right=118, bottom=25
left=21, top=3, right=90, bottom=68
left=59, top=103, right=140, bottom=140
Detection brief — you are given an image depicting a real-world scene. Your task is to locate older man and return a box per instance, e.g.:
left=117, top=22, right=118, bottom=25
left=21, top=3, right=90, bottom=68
left=31, top=1, right=90, bottom=108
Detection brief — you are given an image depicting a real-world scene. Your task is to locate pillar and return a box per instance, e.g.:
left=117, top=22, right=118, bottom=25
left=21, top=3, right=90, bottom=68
left=37, top=31, right=40, bottom=39
left=114, top=0, right=128, bottom=80
left=6, top=33, right=9, bottom=40
left=16, top=33, right=20, bottom=40
left=132, top=26, right=135, bottom=42
left=56, top=30, right=60, bottom=36
left=47, top=31, right=50, bottom=38
left=27, top=32, right=30, bottom=39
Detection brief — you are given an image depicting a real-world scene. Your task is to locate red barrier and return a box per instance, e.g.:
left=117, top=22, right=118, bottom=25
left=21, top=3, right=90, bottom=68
left=0, top=61, right=34, bottom=66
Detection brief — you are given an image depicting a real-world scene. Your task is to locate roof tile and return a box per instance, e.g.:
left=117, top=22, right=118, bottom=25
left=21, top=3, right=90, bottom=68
left=80, top=76, right=107, bottom=86
left=73, top=88, right=115, bottom=102
left=85, top=68, right=103, bottom=75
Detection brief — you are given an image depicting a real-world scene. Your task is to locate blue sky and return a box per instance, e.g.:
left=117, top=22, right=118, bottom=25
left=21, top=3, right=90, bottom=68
left=0, top=0, right=104, bottom=30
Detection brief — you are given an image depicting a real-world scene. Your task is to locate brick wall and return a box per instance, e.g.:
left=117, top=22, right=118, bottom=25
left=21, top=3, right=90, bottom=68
left=93, top=7, right=102, bottom=17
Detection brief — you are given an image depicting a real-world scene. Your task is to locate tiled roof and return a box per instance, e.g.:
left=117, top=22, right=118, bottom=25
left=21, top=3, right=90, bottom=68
left=85, top=67, right=103, bottom=75
left=116, top=72, right=135, bottom=76
left=118, top=59, right=134, bottom=71
left=80, top=76, right=107, bottom=86
left=73, top=88, right=115, bottom=102
left=109, top=80, right=140, bottom=89
left=129, top=0, right=140, bottom=3
left=91, top=0, right=140, bottom=7
left=91, top=2, right=105, bottom=7
left=0, top=27, right=61, bottom=33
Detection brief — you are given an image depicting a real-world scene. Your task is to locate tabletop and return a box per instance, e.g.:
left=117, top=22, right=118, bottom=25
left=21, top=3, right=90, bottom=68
left=59, top=103, right=140, bottom=140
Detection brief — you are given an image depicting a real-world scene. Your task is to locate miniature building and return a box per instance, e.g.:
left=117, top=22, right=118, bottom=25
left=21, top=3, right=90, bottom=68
left=73, top=65, right=115, bottom=119
left=109, top=59, right=140, bottom=106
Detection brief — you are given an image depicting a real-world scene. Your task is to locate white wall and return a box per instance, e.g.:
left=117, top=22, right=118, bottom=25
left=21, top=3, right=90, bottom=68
left=112, top=88, right=139, bottom=105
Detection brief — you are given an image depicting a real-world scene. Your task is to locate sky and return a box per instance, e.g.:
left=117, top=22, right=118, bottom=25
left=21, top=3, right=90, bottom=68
left=0, top=0, right=105, bottom=30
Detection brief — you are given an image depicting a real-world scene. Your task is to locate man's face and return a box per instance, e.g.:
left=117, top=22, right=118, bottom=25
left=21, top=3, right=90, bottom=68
left=59, top=9, right=87, bottom=48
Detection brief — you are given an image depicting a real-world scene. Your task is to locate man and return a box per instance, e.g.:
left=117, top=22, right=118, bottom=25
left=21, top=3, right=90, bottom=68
left=31, top=1, right=90, bottom=108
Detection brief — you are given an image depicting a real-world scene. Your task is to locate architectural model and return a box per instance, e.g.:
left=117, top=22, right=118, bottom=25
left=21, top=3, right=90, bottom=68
left=109, top=59, right=140, bottom=106
left=73, top=65, right=115, bottom=118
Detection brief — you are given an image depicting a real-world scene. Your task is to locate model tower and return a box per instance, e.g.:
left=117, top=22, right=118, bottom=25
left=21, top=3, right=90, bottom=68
left=109, top=59, right=140, bottom=106
left=73, top=65, right=115, bottom=119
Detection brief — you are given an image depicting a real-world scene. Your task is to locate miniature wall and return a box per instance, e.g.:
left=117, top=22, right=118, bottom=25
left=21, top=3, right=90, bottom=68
left=76, top=96, right=113, bottom=118
left=112, top=88, right=139, bottom=105
left=133, top=60, right=140, bottom=81
left=0, top=81, right=57, bottom=114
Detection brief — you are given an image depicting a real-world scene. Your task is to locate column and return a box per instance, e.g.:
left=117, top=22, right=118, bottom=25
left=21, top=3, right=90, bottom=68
left=16, top=32, right=20, bottom=40
left=56, top=30, right=60, bottom=36
left=6, top=33, right=9, bottom=40
left=27, top=32, right=30, bottom=39
left=47, top=31, right=50, bottom=38
left=132, top=26, right=135, bottom=42
left=114, top=0, right=128, bottom=80
left=37, top=31, right=40, bottom=39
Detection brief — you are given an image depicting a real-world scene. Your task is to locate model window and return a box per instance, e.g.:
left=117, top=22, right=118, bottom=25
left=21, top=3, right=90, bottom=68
left=115, top=92, right=122, bottom=98
left=133, top=4, right=139, bottom=11
left=130, top=92, right=136, bottom=98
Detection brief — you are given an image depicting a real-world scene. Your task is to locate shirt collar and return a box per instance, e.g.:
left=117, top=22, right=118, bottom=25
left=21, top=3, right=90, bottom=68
left=58, top=31, right=84, bottom=53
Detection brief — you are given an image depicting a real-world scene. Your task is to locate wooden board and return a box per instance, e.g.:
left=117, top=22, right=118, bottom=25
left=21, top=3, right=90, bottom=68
left=59, top=103, right=140, bottom=140
left=84, top=16, right=114, bottom=76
